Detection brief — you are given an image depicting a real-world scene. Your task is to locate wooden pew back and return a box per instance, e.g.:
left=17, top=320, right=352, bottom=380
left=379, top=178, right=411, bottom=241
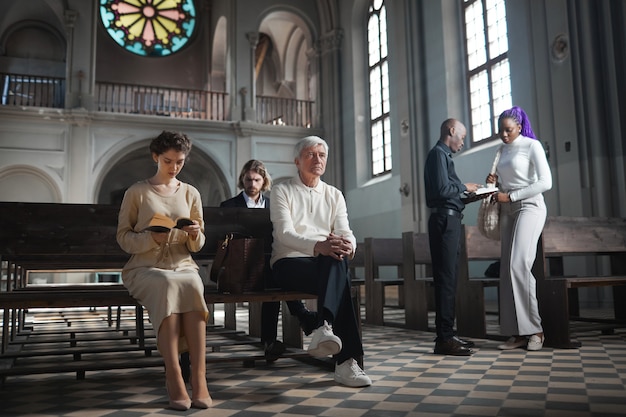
left=533, top=216, right=626, bottom=348
left=349, top=242, right=365, bottom=286
left=463, top=225, right=501, bottom=261
left=455, top=225, right=501, bottom=338
left=0, top=202, right=273, bottom=286
left=401, top=231, right=432, bottom=330
left=363, top=237, right=404, bottom=326
left=542, top=216, right=626, bottom=256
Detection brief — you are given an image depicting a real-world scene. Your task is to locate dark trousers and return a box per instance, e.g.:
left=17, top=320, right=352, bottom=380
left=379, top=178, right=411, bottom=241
left=272, top=256, right=363, bottom=364
left=261, top=300, right=305, bottom=343
left=428, top=212, right=462, bottom=341
left=260, top=254, right=307, bottom=344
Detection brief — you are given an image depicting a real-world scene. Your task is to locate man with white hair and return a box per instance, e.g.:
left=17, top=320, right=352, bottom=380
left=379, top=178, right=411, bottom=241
left=269, top=135, right=371, bottom=387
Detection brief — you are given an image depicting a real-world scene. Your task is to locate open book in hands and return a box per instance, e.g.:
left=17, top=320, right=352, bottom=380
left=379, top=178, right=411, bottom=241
left=461, top=184, right=499, bottom=204
left=145, top=213, right=195, bottom=233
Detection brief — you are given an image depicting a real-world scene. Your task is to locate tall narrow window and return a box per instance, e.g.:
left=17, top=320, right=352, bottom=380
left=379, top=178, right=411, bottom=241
left=463, top=0, right=511, bottom=143
left=367, top=0, right=391, bottom=176
left=100, top=0, right=196, bottom=57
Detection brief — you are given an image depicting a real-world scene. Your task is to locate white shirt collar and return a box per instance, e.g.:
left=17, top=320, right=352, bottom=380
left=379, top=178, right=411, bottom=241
left=243, top=192, right=266, bottom=208
left=295, top=173, right=323, bottom=193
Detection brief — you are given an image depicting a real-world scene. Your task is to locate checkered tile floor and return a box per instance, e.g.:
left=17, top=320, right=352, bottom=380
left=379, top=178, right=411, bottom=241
left=1, top=305, right=625, bottom=417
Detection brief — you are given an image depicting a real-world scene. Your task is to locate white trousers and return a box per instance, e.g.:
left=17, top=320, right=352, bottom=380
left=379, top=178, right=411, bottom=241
left=498, top=193, right=546, bottom=336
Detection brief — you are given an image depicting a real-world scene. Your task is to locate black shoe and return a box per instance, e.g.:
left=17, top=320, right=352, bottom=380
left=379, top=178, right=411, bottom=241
left=451, top=335, right=475, bottom=349
left=297, top=310, right=319, bottom=336
left=264, top=340, right=286, bottom=363
left=434, top=338, right=473, bottom=356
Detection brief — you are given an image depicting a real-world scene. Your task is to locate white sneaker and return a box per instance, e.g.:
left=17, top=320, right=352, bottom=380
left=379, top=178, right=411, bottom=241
left=307, top=320, right=342, bottom=357
left=526, top=334, right=544, bottom=351
left=334, top=358, right=372, bottom=387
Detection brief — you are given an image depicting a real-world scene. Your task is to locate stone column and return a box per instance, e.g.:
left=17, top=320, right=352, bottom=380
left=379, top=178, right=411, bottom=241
left=317, top=29, right=344, bottom=187
left=306, top=46, right=320, bottom=128
left=63, top=9, right=78, bottom=109
left=245, top=31, right=260, bottom=122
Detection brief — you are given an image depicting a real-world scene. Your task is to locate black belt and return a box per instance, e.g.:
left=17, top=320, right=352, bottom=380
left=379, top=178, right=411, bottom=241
left=431, top=207, right=463, bottom=219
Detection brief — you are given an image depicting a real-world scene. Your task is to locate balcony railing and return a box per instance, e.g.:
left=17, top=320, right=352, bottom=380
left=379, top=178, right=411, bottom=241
left=95, top=82, right=228, bottom=120
left=256, top=95, right=314, bottom=128
left=1, top=72, right=314, bottom=128
left=1, top=72, right=65, bottom=108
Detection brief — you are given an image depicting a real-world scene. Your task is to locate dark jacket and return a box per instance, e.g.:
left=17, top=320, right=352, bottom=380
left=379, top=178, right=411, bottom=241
left=219, top=192, right=270, bottom=208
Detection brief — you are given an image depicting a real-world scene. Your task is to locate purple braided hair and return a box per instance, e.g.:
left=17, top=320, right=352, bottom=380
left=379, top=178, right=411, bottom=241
left=498, top=106, right=536, bottom=139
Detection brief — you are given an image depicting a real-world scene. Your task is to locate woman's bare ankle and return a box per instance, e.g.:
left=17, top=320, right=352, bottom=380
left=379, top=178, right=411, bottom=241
left=191, top=377, right=209, bottom=399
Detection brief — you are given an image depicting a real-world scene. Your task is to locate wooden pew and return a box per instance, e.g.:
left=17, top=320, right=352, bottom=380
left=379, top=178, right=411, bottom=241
left=534, top=216, right=626, bottom=348
left=455, top=216, right=626, bottom=346
left=0, top=202, right=322, bottom=379
left=455, top=225, right=501, bottom=339
left=349, top=242, right=365, bottom=288
left=401, top=231, right=433, bottom=331
left=363, top=237, right=405, bottom=326
left=347, top=243, right=365, bottom=321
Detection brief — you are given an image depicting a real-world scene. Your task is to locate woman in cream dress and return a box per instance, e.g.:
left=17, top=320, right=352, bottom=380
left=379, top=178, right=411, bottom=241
left=116, top=131, right=211, bottom=411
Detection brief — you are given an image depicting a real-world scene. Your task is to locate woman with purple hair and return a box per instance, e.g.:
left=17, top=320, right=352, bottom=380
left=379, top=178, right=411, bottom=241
left=486, top=106, right=552, bottom=351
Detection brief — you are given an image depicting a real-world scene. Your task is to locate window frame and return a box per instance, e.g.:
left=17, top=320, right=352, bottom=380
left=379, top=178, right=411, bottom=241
left=461, top=0, right=512, bottom=144
left=366, top=0, right=392, bottom=177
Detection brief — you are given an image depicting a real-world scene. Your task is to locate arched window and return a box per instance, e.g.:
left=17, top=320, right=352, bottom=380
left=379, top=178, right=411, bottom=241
left=463, top=0, right=512, bottom=143
left=99, top=0, right=196, bottom=57
left=367, top=0, right=391, bottom=176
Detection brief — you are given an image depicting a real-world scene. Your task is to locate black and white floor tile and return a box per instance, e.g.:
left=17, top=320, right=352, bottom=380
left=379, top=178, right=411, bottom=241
left=0, top=305, right=625, bottom=417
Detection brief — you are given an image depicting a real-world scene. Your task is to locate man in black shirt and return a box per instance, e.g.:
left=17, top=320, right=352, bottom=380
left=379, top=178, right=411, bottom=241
left=424, top=118, right=480, bottom=356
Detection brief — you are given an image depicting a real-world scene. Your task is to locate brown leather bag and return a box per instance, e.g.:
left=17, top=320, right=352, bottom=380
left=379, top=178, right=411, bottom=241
left=209, top=233, right=266, bottom=293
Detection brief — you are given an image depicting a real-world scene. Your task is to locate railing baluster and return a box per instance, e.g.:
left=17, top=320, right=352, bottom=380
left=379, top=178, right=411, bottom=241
left=253, top=95, right=313, bottom=127
left=26, top=75, right=32, bottom=106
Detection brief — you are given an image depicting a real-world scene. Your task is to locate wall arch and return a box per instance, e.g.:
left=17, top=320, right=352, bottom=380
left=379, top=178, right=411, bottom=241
left=1, top=19, right=65, bottom=61
left=257, top=9, right=315, bottom=101
left=316, top=0, right=339, bottom=33
left=0, top=165, right=61, bottom=202
left=211, top=16, right=228, bottom=92
left=94, top=138, right=230, bottom=207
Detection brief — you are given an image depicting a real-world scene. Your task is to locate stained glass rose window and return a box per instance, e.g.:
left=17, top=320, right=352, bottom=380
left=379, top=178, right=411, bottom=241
left=100, top=0, right=196, bottom=57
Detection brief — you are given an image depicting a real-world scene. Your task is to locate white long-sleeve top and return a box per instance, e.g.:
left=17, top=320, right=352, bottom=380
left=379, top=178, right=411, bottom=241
left=496, top=135, right=552, bottom=202
left=269, top=174, right=356, bottom=266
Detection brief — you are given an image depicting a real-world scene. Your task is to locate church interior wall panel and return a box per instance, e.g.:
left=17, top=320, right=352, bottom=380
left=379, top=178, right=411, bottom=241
left=0, top=121, right=67, bottom=202
left=0, top=122, right=65, bottom=152
left=345, top=173, right=402, bottom=240
left=251, top=136, right=309, bottom=182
